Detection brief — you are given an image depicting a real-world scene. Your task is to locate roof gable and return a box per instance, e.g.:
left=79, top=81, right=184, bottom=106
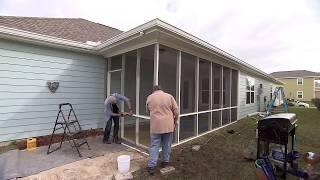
left=270, top=70, right=320, bottom=78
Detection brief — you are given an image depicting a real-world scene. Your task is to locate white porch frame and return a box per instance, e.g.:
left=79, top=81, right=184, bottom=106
left=107, top=43, right=240, bottom=151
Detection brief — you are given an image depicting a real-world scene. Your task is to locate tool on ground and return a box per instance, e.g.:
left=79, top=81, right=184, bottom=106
left=47, top=103, right=91, bottom=157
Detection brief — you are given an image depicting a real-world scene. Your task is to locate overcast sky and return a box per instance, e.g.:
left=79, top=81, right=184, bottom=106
left=0, top=0, right=319, bottom=73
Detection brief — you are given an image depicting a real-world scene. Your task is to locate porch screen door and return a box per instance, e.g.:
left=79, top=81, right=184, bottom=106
left=108, top=56, right=124, bottom=139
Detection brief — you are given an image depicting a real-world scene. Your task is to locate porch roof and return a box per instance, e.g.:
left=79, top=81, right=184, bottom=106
left=0, top=17, right=282, bottom=85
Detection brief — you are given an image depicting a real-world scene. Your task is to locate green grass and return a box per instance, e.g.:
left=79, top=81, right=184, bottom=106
left=134, top=108, right=320, bottom=180
left=288, top=108, right=320, bottom=153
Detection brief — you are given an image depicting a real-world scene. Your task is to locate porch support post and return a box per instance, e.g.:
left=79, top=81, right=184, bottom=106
left=136, top=49, right=141, bottom=144
left=195, top=57, right=199, bottom=136
left=209, top=62, right=213, bottom=130
left=107, top=58, right=111, bottom=97
left=154, top=43, right=159, bottom=85
left=237, top=70, right=240, bottom=120
left=229, top=69, right=232, bottom=123
left=176, top=50, right=181, bottom=143
left=120, top=54, right=125, bottom=138
left=221, top=65, right=224, bottom=127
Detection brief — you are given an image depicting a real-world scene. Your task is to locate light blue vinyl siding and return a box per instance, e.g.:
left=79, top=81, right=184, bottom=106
left=239, top=72, right=273, bottom=119
left=0, top=40, right=106, bottom=142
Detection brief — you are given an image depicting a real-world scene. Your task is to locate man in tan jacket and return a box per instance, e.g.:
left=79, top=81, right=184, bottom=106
left=146, top=85, right=179, bottom=175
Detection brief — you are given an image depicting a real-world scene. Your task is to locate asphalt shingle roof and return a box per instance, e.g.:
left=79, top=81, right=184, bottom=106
left=270, top=70, right=320, bottom=78
left=0, top=16, right=123, bottom=43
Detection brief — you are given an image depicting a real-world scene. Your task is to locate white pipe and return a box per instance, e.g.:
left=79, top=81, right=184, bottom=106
left=121, top=142, right=149, bottom=156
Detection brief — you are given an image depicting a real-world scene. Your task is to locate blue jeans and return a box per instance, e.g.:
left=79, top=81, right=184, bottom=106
left=148, top=132, right=173, bottom=168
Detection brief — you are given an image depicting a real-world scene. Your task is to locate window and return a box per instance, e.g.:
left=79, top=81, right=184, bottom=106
left=123, top=50, right=137, bottom=142
left=199, top=59, right=210, bottom=110
left=246, top=78, right=255, bottom=104
left=159, top=45, right=178, bottom=97
left=297, top=91, right=303, bottom=99
left=212, top=63, right=222, bottom=109
left=180, top=52, right=196, bottom=114
left=110, top=55, right=122, bottom=70
left=183, top=81, right=189, bottom=109
left=231, top=70, right=238, bottom=106
left=201, top=78, right=210, bottom=104
left=139, top=45, right=154, bottom=116
left=223, top=67, right=231, bottom=108
left=297, top=78, right=303, bottom=85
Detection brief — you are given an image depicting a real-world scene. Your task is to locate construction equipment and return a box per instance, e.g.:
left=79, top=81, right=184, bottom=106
left=267, top=87, right=288, bottom=115
left=47, top=103, right=91, bottom=157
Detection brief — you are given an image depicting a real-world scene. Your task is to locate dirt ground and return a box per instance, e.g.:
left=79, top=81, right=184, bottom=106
left=134, top=118, right=257, bottom=180
left=134, top=108, right=320, bottom=180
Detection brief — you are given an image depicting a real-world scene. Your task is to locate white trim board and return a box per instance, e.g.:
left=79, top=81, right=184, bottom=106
left=0, top=19, right=281, bottom=85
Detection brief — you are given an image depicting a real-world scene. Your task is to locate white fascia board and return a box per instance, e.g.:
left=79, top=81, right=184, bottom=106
left=0, top=18, right=282, bottom=85
left=153, top=20, right=283, bottom=85
left=275, top=76, right=320, bottom=79
left=0, top=25, right=97, bottom=53
left=96, top=19, right=160, bottom=51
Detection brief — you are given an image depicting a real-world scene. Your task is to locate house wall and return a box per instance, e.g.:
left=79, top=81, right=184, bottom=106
left=0, top=40, right=106, bottom=142
left=239, top=72, right=273, bottom=119
left=278, top=77, right=315, bottom=101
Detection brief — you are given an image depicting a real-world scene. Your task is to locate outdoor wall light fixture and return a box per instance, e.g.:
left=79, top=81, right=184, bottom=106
left=47, top=80, right=59, bottom=93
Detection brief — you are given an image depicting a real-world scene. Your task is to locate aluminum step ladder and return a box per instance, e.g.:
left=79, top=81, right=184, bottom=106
left=267, top=87, right=289, bottom=115
left=47, top=103, right=91, bottom=157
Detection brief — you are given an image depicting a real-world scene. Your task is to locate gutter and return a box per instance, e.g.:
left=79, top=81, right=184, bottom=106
left=0, top=26, right=97, bottom=54
left=97, top=19, right=283, bottom=84
left=154, top=20, right=283, bottom=85
left=0, top=19, right=282, bottom=84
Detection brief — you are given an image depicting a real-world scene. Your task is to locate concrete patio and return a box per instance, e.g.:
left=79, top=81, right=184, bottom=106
left=21, top=149, right=146, bottom=180
left=0, top=136, right=147, bottom=180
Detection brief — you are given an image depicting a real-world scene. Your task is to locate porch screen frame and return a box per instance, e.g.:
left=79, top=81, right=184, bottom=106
left=107, top=43, right=240, bottom=150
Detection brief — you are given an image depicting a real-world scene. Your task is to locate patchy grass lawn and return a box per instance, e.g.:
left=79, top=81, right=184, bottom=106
left=134, top=108, right=320, bottom=179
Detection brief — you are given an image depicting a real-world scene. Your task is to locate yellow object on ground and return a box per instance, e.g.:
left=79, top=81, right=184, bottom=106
left=27, top=138, right=37, bottom=151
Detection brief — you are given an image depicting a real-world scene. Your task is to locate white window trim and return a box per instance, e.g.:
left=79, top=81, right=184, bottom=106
left=297, top=91, right=303, bottom=99
left=297, top=78, right=303, bottom=85
left=315, top=80, right=320, bottom=92
left=246, top=77, right=255, bottom=105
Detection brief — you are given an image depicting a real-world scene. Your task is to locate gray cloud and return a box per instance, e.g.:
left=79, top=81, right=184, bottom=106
left=166, top=0, right=179, bottom=13
left=0, top=0, right=319, bottom=73
left=0, top=0, right=79, bottom=17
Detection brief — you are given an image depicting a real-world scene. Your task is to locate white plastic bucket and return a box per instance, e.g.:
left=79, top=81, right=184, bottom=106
left=117, top=155, right=131, bottom=173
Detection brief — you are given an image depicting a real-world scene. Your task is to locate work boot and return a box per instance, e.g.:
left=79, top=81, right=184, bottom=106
left=146, top=167, right=156, bottom=175
left=160, top=162, right=170, bottom=168
left=113, top=137, right=121, bottom=144
left=102, top=139, right=111, bottom=144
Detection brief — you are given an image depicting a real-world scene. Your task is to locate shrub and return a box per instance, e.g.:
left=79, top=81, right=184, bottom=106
left=312, top=98, right=320, bottom=111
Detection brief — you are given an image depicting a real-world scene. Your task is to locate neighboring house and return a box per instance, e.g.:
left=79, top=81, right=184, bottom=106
left=0, top=16, right=282, bottom=150
left=270, top=70, right=320, bottom=102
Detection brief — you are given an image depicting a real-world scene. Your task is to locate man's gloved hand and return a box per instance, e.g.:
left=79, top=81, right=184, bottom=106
left=129, top=110, right=133, bottom=116
left=120, top=112, right=130, bottom=117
